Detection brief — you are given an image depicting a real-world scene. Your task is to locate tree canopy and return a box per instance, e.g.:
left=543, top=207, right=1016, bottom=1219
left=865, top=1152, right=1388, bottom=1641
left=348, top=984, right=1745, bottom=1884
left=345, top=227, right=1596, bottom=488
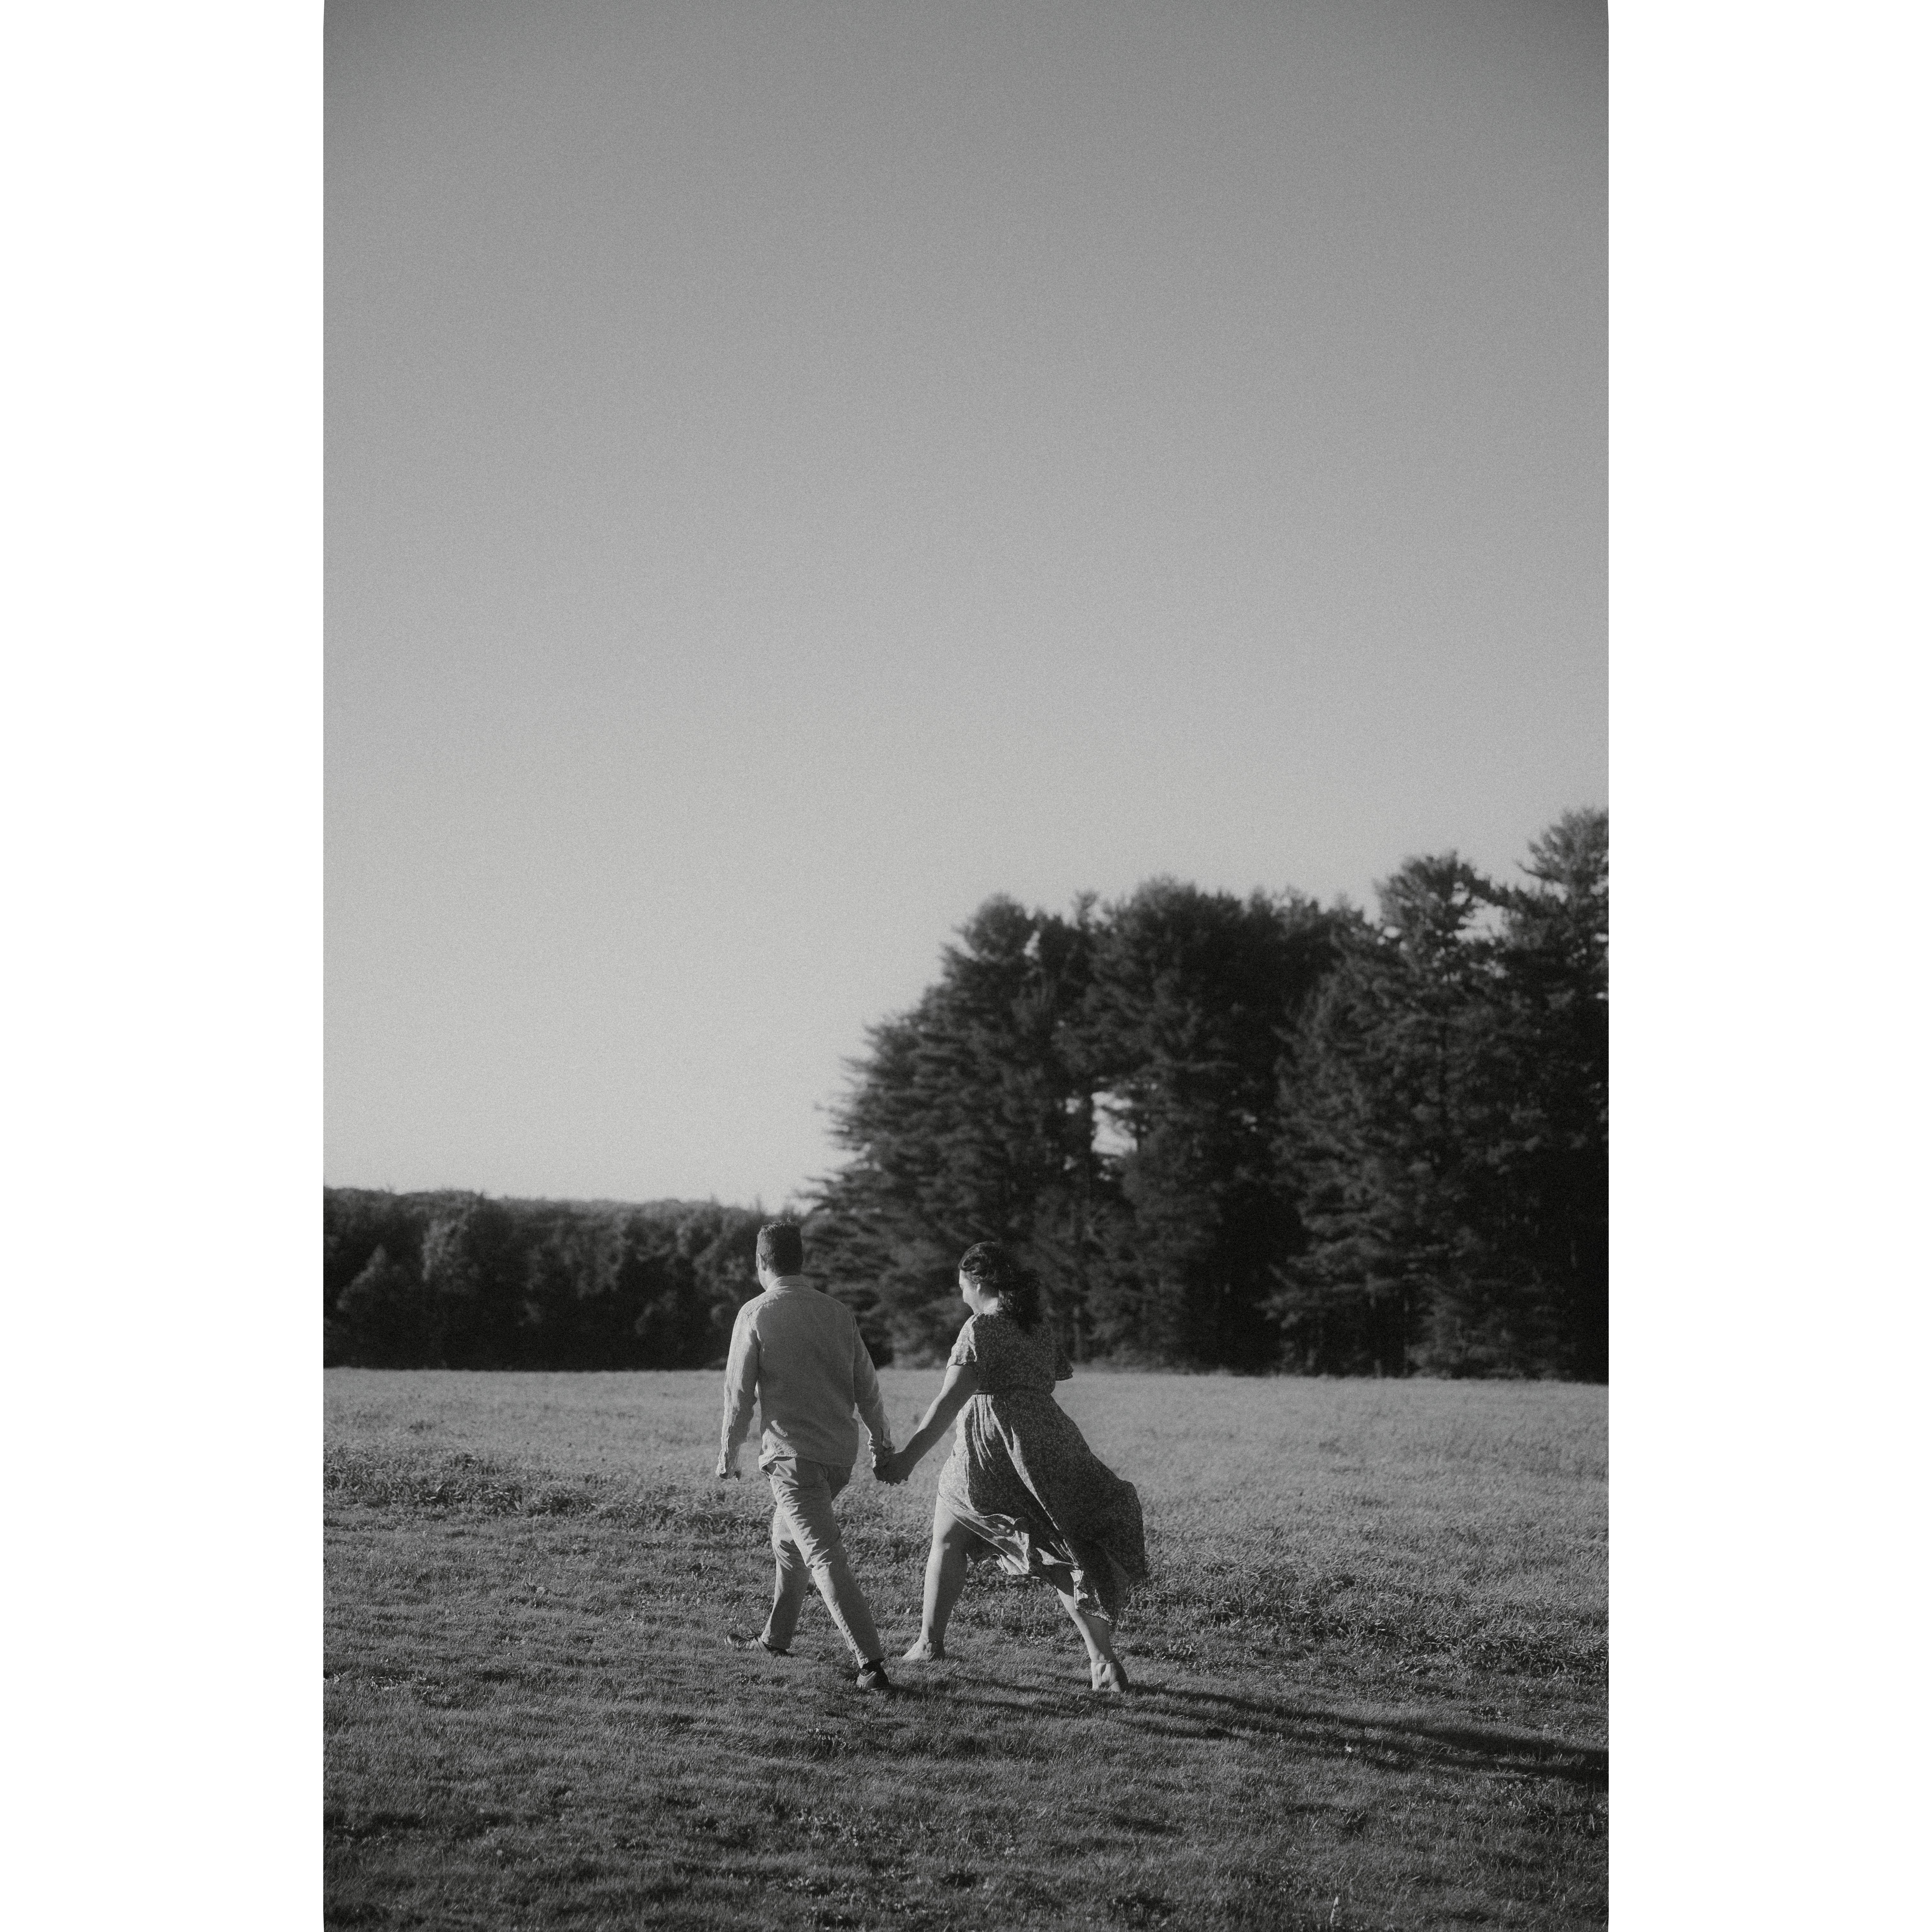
left=324, top=810, right=1606, bottom=1378
left=813, top=810, right=1606, bottom=1377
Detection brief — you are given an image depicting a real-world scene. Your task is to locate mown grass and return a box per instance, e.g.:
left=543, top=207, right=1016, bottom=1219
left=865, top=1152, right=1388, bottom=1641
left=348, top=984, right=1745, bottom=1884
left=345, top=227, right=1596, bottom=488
left=325, top=1370, right=1606, bottom=1929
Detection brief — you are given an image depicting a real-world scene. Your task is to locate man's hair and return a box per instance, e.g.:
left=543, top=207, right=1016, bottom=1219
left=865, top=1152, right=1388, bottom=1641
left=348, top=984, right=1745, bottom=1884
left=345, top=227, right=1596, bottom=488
left=757, top=1223, right=804, bottom=1275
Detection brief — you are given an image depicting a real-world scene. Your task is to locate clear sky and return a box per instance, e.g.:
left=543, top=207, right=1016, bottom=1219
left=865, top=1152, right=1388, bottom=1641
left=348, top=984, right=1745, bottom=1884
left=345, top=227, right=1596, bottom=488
left=326, top=0, right=1605, bottom=1209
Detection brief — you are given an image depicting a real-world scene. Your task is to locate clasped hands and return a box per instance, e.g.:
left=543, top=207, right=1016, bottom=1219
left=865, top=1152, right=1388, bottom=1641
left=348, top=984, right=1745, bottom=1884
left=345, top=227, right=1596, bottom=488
left=717, top=1447, right=909, bottom=1483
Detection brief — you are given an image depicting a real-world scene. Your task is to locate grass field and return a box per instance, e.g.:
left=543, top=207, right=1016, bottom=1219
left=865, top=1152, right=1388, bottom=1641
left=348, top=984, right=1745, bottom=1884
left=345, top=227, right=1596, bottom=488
left=325, top=1369, right=1606, bottom=1930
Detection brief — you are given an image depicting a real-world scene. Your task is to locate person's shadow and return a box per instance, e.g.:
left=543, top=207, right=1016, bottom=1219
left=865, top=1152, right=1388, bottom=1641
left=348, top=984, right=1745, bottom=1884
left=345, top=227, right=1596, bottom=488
left=1117, top=1680, right=1606, bottom=1788
left=923, top=1667, right=1606, bottom=1790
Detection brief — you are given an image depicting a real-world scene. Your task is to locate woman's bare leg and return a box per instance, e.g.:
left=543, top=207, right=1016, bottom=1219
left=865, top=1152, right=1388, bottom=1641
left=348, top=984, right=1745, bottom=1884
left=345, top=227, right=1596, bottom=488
left=903, top=1516, right=974, bottom=1660
left=1056, top=1594, right=1127, bottom=1689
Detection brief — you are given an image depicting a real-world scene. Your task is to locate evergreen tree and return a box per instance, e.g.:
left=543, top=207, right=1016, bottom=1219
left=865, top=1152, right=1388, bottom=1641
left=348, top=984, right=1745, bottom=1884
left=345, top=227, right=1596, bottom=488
left=815, top=896, right=1105, bottom=1361
left=1082, top=882, right=1335, bottom=1365
left=1273, top=815, right=1608, bottom=1378
left=324, top=1187, right=428, bottom=1356
left=1483, top=809, right=1609, bottom=1377
left=320, top=807, right=1605, bottom=1380
left=1276, top=853, right=1533, bottom=1373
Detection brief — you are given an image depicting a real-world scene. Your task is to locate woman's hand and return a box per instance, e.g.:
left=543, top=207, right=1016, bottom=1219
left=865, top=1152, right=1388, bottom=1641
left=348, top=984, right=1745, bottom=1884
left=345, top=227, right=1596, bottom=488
left=892, top=1361, right=979, bottom=1475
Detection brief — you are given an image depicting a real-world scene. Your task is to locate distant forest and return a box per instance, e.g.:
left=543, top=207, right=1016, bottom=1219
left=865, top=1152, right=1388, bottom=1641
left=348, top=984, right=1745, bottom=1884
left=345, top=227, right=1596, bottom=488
left=326, top=809, right=1606, bottom=1380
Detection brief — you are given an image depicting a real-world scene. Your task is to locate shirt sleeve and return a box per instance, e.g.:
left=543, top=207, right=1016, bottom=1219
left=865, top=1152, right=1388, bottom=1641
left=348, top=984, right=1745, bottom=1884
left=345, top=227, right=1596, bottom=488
left=1053, top=1340, right=1073, bottom=1381
left=851, top=1316, right=892, bottom=1455
left=718, top=1307, right=760, bottom=1466
left=947, top=1316, right=978, bottom=1368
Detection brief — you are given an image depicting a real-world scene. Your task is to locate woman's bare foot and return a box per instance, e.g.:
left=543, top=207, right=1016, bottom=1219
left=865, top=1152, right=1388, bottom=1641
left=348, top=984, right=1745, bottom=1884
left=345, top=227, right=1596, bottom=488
left=1090, top=1656, right=1130, bottom=1694
left=902, top=1634, right=947, bottom=1662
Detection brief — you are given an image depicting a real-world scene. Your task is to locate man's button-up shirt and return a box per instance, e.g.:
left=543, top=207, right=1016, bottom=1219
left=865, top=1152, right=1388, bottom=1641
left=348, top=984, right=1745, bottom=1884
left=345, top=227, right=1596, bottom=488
left=718, top=1277, right=892, bottom=1473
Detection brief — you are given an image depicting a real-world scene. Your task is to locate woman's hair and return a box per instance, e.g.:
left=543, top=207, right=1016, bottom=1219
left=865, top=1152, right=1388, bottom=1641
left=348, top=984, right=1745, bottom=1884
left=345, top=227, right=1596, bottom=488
left=958, top=1241, right=1042, bottom=1333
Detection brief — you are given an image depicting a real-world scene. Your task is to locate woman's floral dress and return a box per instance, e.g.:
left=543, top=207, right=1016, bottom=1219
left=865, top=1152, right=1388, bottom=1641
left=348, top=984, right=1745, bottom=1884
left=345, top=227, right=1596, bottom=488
left=935, top=1312, right=1148, bottom=1619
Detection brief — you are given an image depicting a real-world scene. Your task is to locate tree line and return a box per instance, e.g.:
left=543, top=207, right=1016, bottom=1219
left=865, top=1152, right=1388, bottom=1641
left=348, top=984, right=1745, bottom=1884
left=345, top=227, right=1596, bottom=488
left=325, top=809, right=1605, bottom=1379
left=323, top=1193, right=768, bottom=1371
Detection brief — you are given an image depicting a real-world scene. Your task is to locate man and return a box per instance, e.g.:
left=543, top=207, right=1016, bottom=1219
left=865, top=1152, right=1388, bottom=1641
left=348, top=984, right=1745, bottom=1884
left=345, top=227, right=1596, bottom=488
left=716, top=1222, right=901, bottom=1690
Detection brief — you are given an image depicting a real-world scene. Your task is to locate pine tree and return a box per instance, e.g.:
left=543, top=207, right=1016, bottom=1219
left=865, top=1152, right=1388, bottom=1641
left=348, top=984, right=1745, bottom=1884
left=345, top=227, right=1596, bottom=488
left=1273, top=815, right=1608, bottom=1378
left=1483, top=809, right=1609, bottom=1377
left=1081, top=882, right=1334, bottom=1366
left=815, top=896, right=1104, bottom=1361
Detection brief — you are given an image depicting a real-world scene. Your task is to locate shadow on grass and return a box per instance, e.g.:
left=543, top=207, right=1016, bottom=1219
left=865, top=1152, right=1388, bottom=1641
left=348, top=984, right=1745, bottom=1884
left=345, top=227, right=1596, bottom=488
left=901, top=1663, right=1607, bottom=1790
left=1132, top=1681, right=1606, bottom=1788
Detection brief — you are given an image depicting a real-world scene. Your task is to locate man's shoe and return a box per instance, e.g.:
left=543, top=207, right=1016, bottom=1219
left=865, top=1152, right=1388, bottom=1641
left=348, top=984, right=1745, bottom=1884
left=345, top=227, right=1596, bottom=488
left=855, top=1660, right=892, bottom=1692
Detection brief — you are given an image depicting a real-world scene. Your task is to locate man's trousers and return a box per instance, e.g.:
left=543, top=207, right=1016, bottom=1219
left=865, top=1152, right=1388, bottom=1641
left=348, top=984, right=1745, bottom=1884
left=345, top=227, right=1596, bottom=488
left=761, top=1456, right=883, bottom=1664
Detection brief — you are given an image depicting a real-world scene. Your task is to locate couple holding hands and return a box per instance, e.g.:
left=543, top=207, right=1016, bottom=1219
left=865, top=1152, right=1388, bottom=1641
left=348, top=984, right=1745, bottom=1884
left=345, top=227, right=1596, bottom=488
left=716, top=1224, right=1147, bottom=1693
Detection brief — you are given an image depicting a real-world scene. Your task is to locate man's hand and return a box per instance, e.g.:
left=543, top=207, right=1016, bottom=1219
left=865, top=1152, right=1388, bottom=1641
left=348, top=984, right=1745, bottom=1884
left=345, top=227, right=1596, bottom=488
left=871, top=1448, right=906, bottom=1485
left=716, top=1457, right=740, bottom=1482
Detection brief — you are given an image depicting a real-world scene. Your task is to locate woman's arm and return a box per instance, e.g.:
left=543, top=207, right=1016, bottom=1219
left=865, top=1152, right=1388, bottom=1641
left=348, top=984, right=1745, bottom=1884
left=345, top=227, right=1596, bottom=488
left=891, top=1359, right=981, bottom=1473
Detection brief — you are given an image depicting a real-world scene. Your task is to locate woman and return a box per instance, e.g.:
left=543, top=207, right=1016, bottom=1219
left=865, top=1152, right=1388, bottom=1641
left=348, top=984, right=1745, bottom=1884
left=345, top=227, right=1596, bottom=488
left=878, top=1242, right=1147, bottom=1692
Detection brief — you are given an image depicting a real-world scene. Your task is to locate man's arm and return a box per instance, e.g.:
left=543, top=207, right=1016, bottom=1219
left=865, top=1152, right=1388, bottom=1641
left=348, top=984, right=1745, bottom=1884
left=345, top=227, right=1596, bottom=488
left=717, top=1310, right=760, bottom=1478
left=851, top=1321, right=893, bottom=1464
